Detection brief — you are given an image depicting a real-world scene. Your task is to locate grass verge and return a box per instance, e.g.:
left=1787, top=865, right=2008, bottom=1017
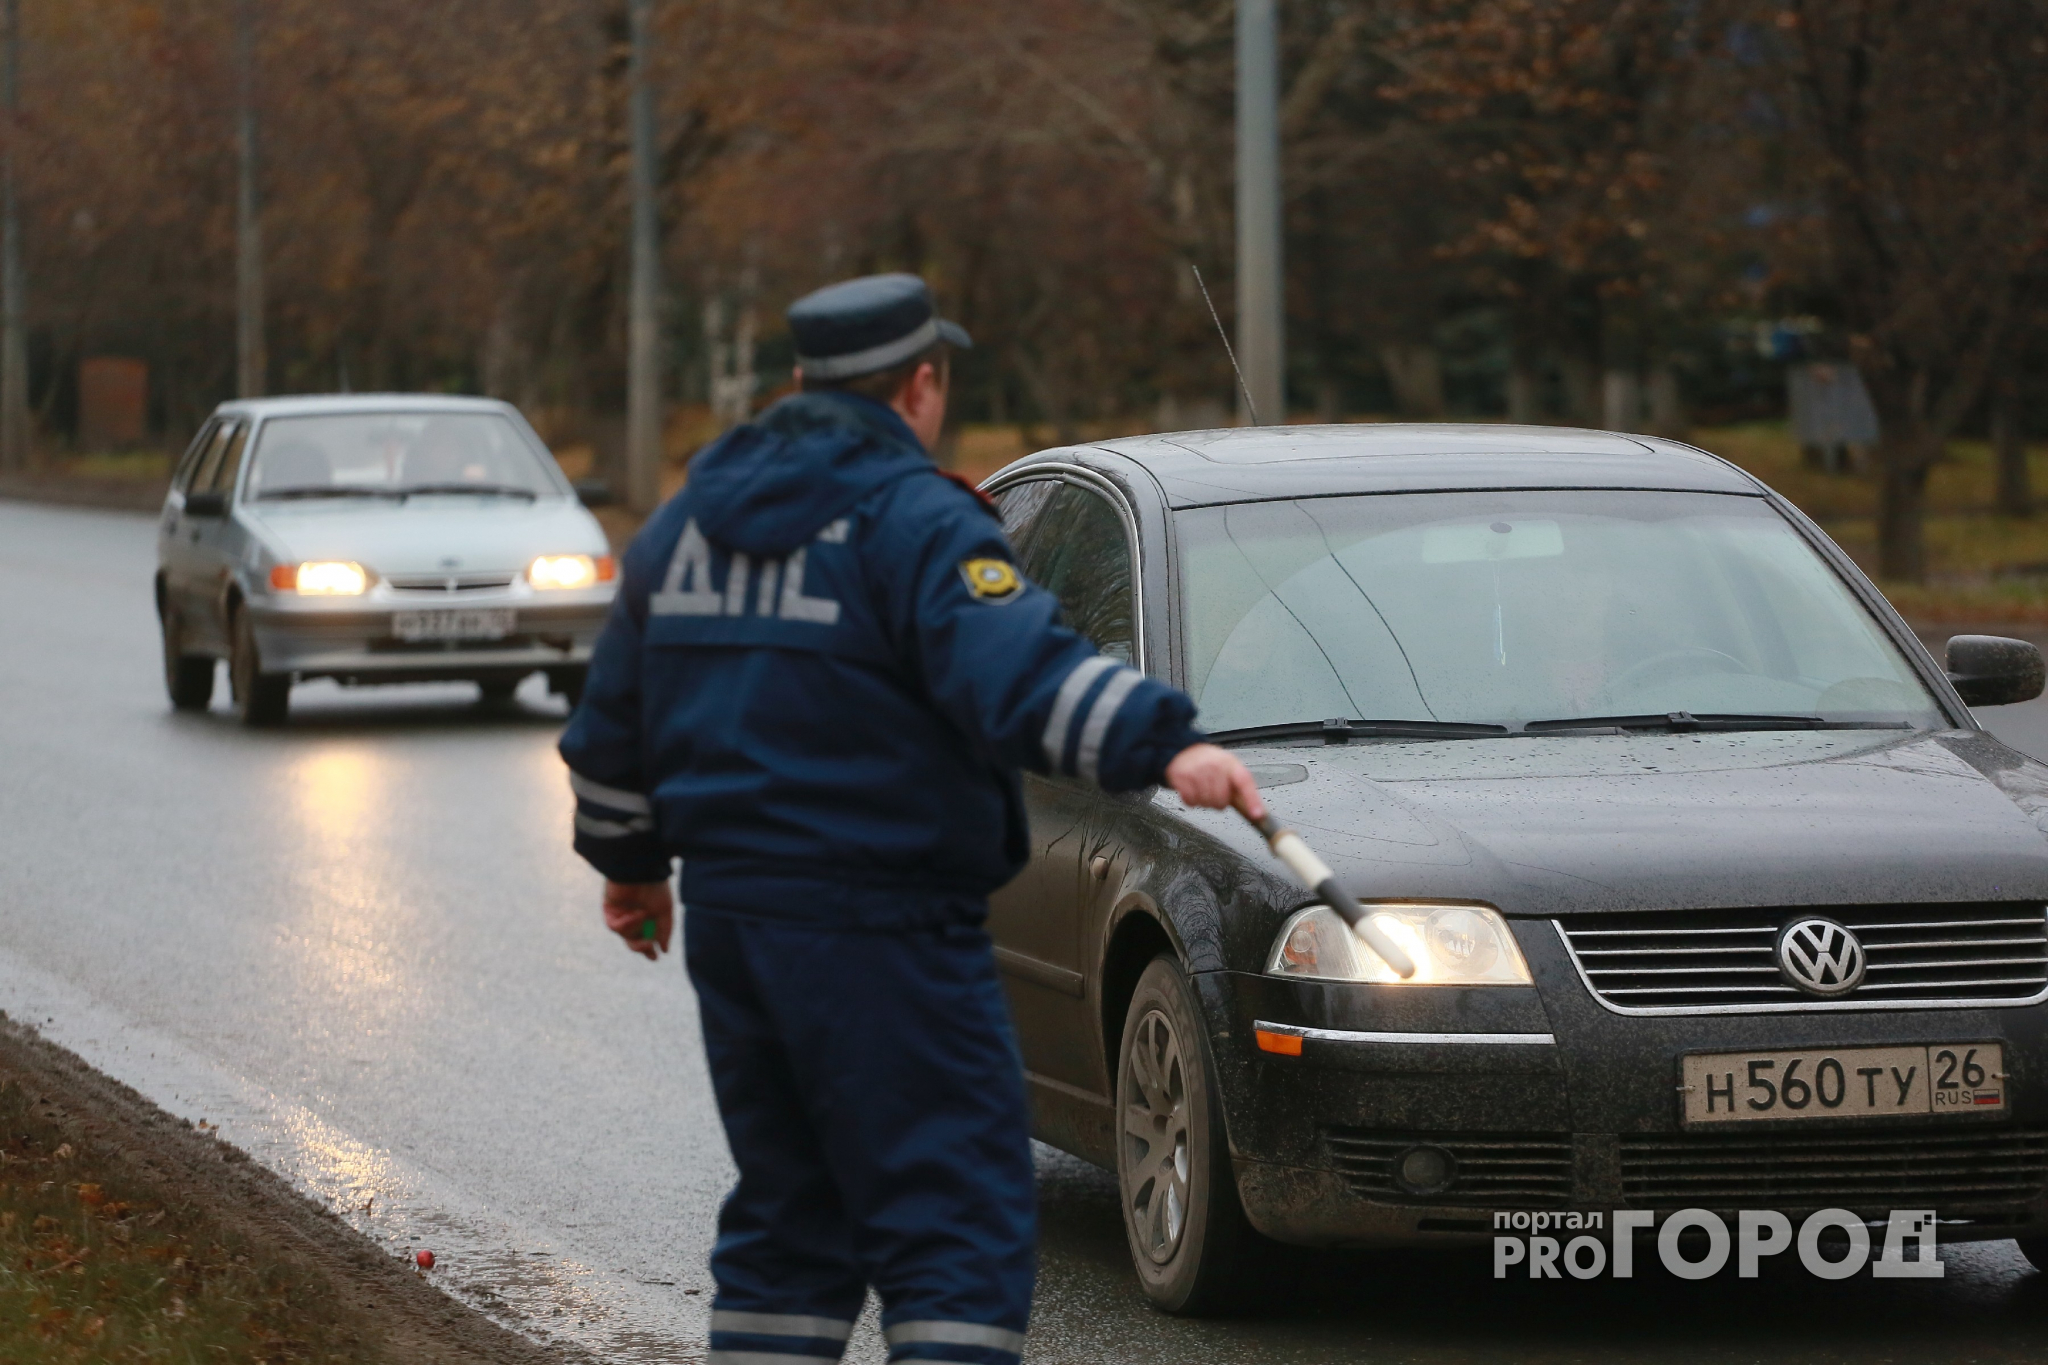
left=0, top=1016, right=581, bottom=1365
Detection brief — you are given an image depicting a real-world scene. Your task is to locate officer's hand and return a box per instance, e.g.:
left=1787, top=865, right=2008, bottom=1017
left=603, top=879, right=674, bottom=960
left=1164, top=743, right=1266, bottom=822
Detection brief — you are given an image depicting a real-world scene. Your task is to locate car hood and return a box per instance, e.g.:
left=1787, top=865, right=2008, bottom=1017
left=240, top=498, right=607, bottom=576
left=1197, top=728, right=2048, bottom=915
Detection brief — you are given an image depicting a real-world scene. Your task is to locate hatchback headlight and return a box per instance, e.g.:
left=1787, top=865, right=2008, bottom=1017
left=271, top=561, right=369, bottom=596
left=1266, top=903, right=1532, bottom=985
left=529, top=554, right=614, bottom=589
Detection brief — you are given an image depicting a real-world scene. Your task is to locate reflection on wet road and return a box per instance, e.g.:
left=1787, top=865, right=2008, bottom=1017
left=5, top=499, right=2048, bottom=1361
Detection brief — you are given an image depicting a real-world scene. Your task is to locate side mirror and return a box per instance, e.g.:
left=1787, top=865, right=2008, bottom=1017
left=572, top=477, right=613, bottom=509
left=1947, top=635, right=2046, bottom=707
left=182, top=490, right=228, bottom=518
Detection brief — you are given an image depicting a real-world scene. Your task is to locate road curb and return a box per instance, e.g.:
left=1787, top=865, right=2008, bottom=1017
left=0, top=473, right=166, bottom=514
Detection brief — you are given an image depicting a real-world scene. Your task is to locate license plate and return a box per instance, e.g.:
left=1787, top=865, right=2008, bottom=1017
left=1680, top=1043, right=2006, bottom=1125
left=391, top=609, right=516, bottom=642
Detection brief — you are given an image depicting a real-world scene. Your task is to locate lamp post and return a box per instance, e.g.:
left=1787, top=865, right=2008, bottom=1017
left=624, top=0, right=662, bottom=512
left=1235, top=0, right=1284, bottom=426
left=1, top=0, right=27, bottom=469
left=235, top=0, right=265, bottom=398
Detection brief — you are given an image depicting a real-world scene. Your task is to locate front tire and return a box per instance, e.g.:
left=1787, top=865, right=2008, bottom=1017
left=160, top=605, right=215, bottom=712
left=1116, top=955, right=1253, bottom=1315
left=229, top=607, right=290, bottom=727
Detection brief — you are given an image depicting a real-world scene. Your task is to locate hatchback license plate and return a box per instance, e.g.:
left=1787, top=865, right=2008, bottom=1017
left=392, top=609, right=516, bottom=642
left=1680, top=1043, right=2005, bottom=1125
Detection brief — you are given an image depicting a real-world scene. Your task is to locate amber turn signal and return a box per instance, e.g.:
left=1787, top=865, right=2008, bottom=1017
left=1254, top=1029, right=1303, bottom=1056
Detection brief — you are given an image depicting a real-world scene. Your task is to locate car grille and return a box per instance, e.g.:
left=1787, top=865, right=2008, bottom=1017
left=1620, top=1127, right=2048, bottom=1209
left=1326, top=1130, right=1573, bottom=1205
left=384, top=573, right=518, bottom=595
left=1553, top=903, right=2048, bottom=1013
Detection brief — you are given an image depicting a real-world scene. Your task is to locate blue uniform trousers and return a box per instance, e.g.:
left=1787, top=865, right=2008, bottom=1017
left=686, top=904, right=1036, bottom=1365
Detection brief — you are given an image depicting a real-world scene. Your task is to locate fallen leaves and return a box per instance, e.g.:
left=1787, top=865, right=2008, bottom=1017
left=0, top=1096, right=380, bottom=1363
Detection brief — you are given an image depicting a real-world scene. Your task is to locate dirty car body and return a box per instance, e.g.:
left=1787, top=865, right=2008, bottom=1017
left=154, top=395, right=614, bottom=721
left=980, top=424, right=2048, bottom=1305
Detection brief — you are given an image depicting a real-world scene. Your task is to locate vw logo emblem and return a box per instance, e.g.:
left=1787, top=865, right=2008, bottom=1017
left=1777, top=917, right=1867, bottom=996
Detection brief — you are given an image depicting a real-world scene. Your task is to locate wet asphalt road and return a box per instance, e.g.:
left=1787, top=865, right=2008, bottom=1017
left=8, top=498, right=2048, bottom=1362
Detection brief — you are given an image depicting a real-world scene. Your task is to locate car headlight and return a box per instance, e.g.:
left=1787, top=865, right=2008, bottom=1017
left=1266, top=902, right=1532, bottom=985
left=270, top=561, right=369, bottom=596
left=529, top=554, right=614, bottom=590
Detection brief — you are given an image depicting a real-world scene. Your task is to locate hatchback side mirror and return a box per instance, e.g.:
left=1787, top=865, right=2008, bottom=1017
left=182, top=490, right=227, bottom=518
left=1947, top=635, right=2046, bottom=707
left=573, top=477, right=613, bottom=509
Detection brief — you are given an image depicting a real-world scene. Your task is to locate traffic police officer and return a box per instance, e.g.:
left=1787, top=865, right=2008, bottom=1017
left=560, top=273, right=1262, bottom=1365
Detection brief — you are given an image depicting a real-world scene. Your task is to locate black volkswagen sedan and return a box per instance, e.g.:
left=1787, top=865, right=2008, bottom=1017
left=980, top=424, right=2048, bottom=1312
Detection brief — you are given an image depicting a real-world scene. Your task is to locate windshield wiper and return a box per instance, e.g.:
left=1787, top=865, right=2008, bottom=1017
left=1520, top=712, right=1913, bottom=735
left=257, top=485, right=405, bottom=501
left=396, top=482, right=539, bottom=500
left=1211, top=718, right=1512, bottom=746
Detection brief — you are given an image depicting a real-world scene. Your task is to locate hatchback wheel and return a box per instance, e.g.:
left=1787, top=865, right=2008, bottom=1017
left=229, top=608, right=290, bottom=727
left=160, top=606, right=215, bottom=712
left=1116, top=955, right=1252, bottom=1314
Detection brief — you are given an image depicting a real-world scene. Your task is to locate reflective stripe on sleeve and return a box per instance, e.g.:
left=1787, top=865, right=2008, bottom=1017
left=882, top=1320, right=1027, bottom=1355
left=710, top=1311, right=856, bottom=1343
left=1041, top=655, right=1118, bottom=774
left=568, top=771, right=652, bottom=815
left=575, top=812, right=652, bottom=839
left=1075, top=666, right=1145, bottom=784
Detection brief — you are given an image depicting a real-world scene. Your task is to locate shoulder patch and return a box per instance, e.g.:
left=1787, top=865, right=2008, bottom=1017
left=960, top=557, right=1024, bottom=603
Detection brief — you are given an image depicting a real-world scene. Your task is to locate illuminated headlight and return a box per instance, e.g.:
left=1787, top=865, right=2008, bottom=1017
left=1266, top=903, right=1532, bottom=985
left=529, top=554, right=614, bottom=590
left=271, top=561, right=369, bottom=595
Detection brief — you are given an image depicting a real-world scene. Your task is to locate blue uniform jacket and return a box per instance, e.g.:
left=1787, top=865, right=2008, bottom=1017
left=558, top=391, right=1203, bottom=929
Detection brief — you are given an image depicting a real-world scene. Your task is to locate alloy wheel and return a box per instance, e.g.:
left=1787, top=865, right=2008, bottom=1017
left=1122, top=1006, right=1192, bottom=1264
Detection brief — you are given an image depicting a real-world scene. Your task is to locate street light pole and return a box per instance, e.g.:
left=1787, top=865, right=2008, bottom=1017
left=1235, top=0, right=1284, bottom=426
left=234, top=0, right=265, bottom=399
left=1, top=0, right=28, bottom=471
left=624, top=0, right=662, bottom=513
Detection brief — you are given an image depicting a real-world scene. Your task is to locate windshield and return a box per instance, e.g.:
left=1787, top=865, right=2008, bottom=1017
left=1178, top=490, right=1944, bottom=734
left=245, top=412, right=561, bottom=500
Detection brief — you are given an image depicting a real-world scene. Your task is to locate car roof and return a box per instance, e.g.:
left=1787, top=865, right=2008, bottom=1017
left=210, top=393, right=524, bottom=421
left=1001, top=423, right=1765, bottom=508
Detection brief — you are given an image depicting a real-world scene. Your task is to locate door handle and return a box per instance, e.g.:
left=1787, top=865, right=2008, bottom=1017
left=1090, top=855, right=1111, bottom=881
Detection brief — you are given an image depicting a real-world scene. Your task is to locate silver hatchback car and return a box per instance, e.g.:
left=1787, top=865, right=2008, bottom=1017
left=154, top=395, right=617, bottom=724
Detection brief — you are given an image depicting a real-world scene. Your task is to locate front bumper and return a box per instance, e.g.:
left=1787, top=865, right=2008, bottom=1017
left=1205, top=918, right=2048, bottom=1248
left=247, top=586, right=613, bottom=682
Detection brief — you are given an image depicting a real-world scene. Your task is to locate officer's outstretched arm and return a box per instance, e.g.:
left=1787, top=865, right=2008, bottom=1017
left=559, top=546, right=673, bottom=885
left=877, top=480, right=1205, bottom=792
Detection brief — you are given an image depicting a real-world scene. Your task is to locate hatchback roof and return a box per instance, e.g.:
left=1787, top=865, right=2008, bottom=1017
left=211, top=393, right=521, bottom=420
left=1013, top=423, right=1764, bottom=507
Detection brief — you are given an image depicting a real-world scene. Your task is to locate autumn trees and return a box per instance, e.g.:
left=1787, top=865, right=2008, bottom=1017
left=1760, top=0, right=2048, bottom=580
left=13, top=0, right=2048, bottom=580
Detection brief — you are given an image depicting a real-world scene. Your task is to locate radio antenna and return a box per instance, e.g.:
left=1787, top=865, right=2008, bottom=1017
left=1190, top=263, right=1261, bottom=427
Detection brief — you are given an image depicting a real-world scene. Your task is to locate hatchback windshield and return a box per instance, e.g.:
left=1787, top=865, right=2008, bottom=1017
left=245, top=412, right=560, bottom=500
left=1177, top=490, right=1943, bottom=733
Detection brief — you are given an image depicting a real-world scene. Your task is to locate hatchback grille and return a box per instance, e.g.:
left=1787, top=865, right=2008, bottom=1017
left=1554, top=903, right=2048, bottom=1013
left=1620, top=1127, right=2048, bottom=1209
left=1326, top=1130, right=1573, bottom=1205
left=384, top=573, right=517, bottom=594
